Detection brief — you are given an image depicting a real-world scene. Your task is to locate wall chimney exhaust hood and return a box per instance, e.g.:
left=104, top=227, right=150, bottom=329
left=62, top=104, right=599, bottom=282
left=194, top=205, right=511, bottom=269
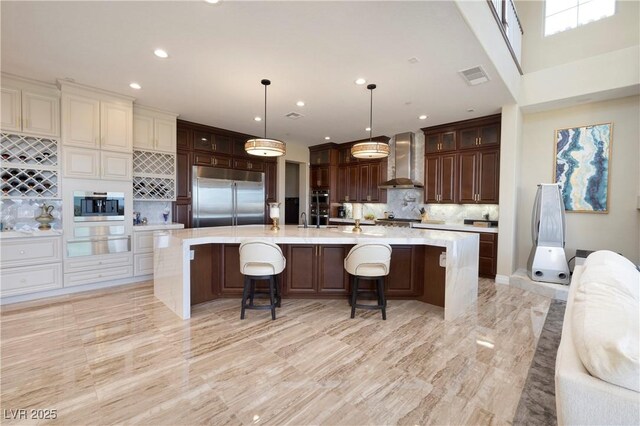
left=379, top=132, right=424, bottom=189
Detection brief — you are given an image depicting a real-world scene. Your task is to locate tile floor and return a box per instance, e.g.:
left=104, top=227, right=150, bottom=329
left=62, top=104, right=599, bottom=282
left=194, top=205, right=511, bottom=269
left=0, top=278, right=550, bottom=425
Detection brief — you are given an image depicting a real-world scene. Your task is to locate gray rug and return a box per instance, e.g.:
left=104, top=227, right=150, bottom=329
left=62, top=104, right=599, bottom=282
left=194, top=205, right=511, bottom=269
left=513, top=299, right=567, bottom=426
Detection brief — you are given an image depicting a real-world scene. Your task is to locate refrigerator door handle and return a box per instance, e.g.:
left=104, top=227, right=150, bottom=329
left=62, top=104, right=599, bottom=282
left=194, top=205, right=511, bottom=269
left=232, top=182, right=237, bottom=226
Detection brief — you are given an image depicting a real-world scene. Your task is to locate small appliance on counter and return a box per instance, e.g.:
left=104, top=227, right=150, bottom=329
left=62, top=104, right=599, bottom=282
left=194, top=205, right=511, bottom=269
left=337, top=206, right=345, bottom=218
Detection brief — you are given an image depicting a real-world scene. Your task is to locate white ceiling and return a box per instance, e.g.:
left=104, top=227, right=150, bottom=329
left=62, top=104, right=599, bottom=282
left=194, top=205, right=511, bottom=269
left=1, top=1, right=514, bottom=147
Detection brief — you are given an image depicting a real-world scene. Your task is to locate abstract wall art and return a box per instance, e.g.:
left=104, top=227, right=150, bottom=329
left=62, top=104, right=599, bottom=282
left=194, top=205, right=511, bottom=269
left=554, top=123, right=612, bottom=213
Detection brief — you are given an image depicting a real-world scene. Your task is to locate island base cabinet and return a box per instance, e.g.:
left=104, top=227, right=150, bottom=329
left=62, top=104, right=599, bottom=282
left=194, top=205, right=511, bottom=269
left=189, top=243, right=446, bottom=308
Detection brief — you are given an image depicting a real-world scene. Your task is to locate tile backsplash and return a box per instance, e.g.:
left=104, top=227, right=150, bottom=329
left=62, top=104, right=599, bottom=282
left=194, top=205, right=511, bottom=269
left=0, top=199, right=63, bottom=231
left=133, top=201, right=172, bottom=224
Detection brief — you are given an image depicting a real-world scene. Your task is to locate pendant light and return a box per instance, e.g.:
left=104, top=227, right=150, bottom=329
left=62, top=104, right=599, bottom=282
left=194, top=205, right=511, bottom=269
left=245, top=79, right=286, bottom=157
left=351, top=83, right=389, bottom=159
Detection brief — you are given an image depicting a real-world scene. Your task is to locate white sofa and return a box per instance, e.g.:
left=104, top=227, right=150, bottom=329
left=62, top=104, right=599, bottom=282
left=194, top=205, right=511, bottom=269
left=555, top=251, right=640, bottom=425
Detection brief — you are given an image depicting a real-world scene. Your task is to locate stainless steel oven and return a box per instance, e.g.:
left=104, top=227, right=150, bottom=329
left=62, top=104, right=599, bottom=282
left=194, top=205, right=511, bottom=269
left=73, top=191, right=125, bottom=222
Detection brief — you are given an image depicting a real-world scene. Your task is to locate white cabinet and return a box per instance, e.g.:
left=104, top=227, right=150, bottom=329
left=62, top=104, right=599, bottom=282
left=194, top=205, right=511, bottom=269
left=63, top=146, right=131, bottom=180
left=64, top=252, right=133, bottom=287
left=1, top=81, right=60, bottom=137
left=0, top=236, right=63, bottom=297
left=134, top=253, right=154, bottom=276
left=61, top=93, right=100, bottom=148
left=132, top=106, right=177, bottom=153
left=60, top=82, right=133, bottom=153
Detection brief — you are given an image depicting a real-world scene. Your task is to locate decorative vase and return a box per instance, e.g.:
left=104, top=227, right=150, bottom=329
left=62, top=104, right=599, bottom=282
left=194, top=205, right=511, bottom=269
left=35, top=203, right=54, bottom=230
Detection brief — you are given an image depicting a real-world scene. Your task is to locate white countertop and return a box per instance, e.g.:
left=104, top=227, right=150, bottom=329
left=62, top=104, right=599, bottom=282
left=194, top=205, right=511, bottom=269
left=158, top=224, right=477, bottom=247
left=0, top=229, right=63, bottom=239
left=329, top=218, right=498, bottom=233
left=412, top=222, right=498, bottom=234
left=133, top=223, right=185, bottom=232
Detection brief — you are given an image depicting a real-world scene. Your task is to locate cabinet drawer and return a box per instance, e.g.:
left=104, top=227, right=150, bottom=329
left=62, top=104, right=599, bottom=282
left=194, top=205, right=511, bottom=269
left=0, top=237, right=62, bottom=268
left=134, top=253, right=154, bottom=276
left=64, top=264, right=133, bottom=287
left=64, top=252, right=132, bottom=273
left=233, top=159, right=264, bottom=171
left=193, top=152, right=232, bottom=168
left=133, top=231, right=154, bottom=254
left=1, top=263, right=63, bottom=297
left=479, top=240, right=495, bottom=258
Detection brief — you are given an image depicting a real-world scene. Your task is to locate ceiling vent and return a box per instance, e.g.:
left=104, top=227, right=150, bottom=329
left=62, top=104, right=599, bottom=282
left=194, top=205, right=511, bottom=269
left=285, top=112, right=303, bottom=119
left=459, top=65, right=490, bottom=86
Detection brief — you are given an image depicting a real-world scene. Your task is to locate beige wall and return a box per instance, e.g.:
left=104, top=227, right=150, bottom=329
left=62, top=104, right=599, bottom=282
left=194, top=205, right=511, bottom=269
left=515, top=95, right=640, bottom=268
left=518, top=0, right=640, bottom=73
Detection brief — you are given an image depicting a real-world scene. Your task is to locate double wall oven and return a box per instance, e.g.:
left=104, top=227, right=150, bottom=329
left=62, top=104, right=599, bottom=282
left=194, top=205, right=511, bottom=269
left=67, top=191, right=130, bottom=257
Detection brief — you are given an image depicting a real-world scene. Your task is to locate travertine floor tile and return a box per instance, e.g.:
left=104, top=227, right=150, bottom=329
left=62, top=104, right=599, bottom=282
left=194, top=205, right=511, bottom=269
left=0, top=278, right=550, bottom=425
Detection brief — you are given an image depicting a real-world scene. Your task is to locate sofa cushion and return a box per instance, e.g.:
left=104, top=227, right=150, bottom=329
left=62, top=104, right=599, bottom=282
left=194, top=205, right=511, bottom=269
left=573, top=251, right=640, bottom=392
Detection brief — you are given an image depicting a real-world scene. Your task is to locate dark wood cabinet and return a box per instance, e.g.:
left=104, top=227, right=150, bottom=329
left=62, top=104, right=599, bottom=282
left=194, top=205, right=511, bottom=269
left=176, top=151, right=191, bottom=199
left=193, top=152, right=232, bottom=168
left=425, top=131, right=456, bottom=154
left=173, top=199, right=192, bottom=228
left=265, top=160, right=277, bottom=203
left=233, top=158, right=264, bottom=172
left=191, top=244, right=220, bottom=305
left=336, top=161, right=386, bottom=203
left=478, top=232, right=498, bottom=278
left=220, top=244, right=244, bottom=295
left=385, top=245, right=423, bottom=297
left=317, top=245, right=350, bottom=294
left=310, top=165, right=331, bottom=189
left=177, top=127, right=192, bottom=151
left=338, top=146, right=355, bottom=164
left=424, top=153, right=457, bottom=203
left=337, top=164, right=359, bottom=202
left=310, top=148, right=332, bottom=165
left=285, top=245, right=317, bottom=295
left=458, top=122, right=500, bottom=150
left=284, top=244, right=350, bottom=297
left=458, top=148, right=499, bottom=204
left=193, top=130, right=233, bottom=154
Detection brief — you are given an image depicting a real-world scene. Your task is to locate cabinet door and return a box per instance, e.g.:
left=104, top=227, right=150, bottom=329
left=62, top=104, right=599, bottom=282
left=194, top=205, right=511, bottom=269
left=22, top=91, right=59, bottom=137
left=337, top=166, right=348, bottom=202
left=458, top=127, right=479, bottom=150
left=477, top=149, right=499, bottom=203
left=154, top=117, right=176, bottom=153
left=212, top=134, right=233, bottom=155
left=317, top=245, right=349, bottom=295
left=424, top=155, right=439, bottom=203
left=286, top=245, right=316, bottom=294
left=177, top=127, right=191, bottom=150
left=62, top=94, right=100, bottom=148
left=310, top=165, right=329, bottom=189
left=193, top=131, right=213, bottom=152
left=478, top=232, right=497, bottom=277
left=1, top=87, right=21, bottom=132
left=265, top=161, right=277, bottom=203
left=478, top=123, right=500, bottom=147
left=63, top=147, right=100, bottom=179
left=190, top=244, right=220, bottom=304
left=133, top=114, right=154, bottom=150
left=176, top=151, right=191, bottom=199
left=368, top=162, right=385, bottom=202
left=172, top=200, right=191, bottom=228
left=310, top=149, right=330, bottom=165
left=339, top=147, right=354, bottom=164
left=359, top=164, right=370, bottom=202
left=458, top=151, right=477, bottom=203
left=440, top=131, right=456, bottom=152
left=101, top=151, right=132, bottom=181
left=221, top=244, right=244, bottom=295
left=346, top=165, right=359, bottom=202
left=425, top=133, right=440, bottom=154
left=232, top=137, right=251, bottom=157
left=385, top=245, right=421, bottom=297
left=100, top=101, right=132, bottom=152
left=440, top=153, right=457, bottom=203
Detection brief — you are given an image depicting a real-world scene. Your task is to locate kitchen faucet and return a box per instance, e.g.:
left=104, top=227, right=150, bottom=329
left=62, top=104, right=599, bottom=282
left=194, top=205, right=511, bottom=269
left=300, top=212, right=307, bottom=228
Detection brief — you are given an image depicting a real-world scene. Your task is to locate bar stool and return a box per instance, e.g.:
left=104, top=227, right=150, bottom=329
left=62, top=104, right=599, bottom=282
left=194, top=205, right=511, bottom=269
left=344, top=243, right=392, bottom=320
left=239, top=240, right=286, bottom=320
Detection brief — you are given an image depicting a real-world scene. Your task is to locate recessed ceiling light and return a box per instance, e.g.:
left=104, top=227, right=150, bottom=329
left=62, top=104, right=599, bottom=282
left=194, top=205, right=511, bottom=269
left=254, top=116, right=262, bottom=121
left=154, top=49, right=168, bottom=58
left=418, top=115, right=428, bottom=120
left=129, top=82, right=141, bottom=90
left=365, top=127, right=371, bottom=132
left=324, top=136, right=331, bottom=140
left=204, top=0, right=221, bottom=3
left=296, top=101, right=305, bottom=107
left=355, top=78, right=366, bottom=85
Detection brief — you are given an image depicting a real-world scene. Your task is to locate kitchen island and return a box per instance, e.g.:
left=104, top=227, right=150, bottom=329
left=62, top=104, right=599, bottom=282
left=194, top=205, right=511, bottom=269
left=153, top=224, right=479, bottom=321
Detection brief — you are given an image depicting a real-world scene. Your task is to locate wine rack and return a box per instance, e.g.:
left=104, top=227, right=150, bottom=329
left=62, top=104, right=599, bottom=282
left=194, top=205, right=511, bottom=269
left=132, top=150, right=176, bottom=201
left=1, top=133, right=60, bottom=199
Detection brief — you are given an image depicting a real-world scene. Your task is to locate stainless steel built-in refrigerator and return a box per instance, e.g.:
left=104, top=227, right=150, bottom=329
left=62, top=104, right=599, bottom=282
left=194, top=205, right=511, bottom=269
left=192, top=166, right=265, bottom=227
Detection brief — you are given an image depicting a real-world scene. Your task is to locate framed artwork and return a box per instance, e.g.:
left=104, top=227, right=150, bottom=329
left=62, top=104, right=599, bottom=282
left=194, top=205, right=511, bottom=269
left=554, top=123, right=612, bottom=213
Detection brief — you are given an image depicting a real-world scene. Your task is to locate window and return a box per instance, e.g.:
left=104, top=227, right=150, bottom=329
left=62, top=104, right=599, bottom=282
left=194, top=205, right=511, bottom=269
left=545, top=0, right=616, bottom=36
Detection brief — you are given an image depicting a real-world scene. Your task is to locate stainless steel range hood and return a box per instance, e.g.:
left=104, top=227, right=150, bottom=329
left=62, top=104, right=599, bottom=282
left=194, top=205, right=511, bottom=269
left=379, top=132, right=424, bottom=189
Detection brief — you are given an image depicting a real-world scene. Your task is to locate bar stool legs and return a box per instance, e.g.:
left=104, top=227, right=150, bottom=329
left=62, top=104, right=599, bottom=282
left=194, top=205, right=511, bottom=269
left=350, top=275, right=387, bottom=320
left=241, top=274, right=280, bottom=320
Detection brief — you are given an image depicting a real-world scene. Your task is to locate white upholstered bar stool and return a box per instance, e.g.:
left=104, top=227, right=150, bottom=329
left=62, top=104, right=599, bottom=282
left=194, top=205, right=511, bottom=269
left=344, top=243, right=392, bottom=320
left=239, top=240, right=286, bottom=320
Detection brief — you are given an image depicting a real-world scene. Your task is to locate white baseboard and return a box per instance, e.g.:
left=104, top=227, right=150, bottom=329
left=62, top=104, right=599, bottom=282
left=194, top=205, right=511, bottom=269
left=0, top=275, right=152, bottom=305
left=495, top=274, right=510, bottom=285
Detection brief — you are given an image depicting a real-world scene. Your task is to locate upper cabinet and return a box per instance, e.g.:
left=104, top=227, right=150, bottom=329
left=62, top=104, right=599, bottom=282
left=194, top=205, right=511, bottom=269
left=425, top=131, right=456, bottom=154
left=133, top=105, right=178, bottom=153
left=60, top=81, right=134, bottom=153
left=1, top=76, right=60, bottom=137
left=458, top=122, right=500, bottom=150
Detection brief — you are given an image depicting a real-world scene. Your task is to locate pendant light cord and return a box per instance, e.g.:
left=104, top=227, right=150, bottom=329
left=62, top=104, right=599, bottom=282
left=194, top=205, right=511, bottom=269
left=264, top=83, right=268, bottom=139
left=369, top=86, right=373, bottom=142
